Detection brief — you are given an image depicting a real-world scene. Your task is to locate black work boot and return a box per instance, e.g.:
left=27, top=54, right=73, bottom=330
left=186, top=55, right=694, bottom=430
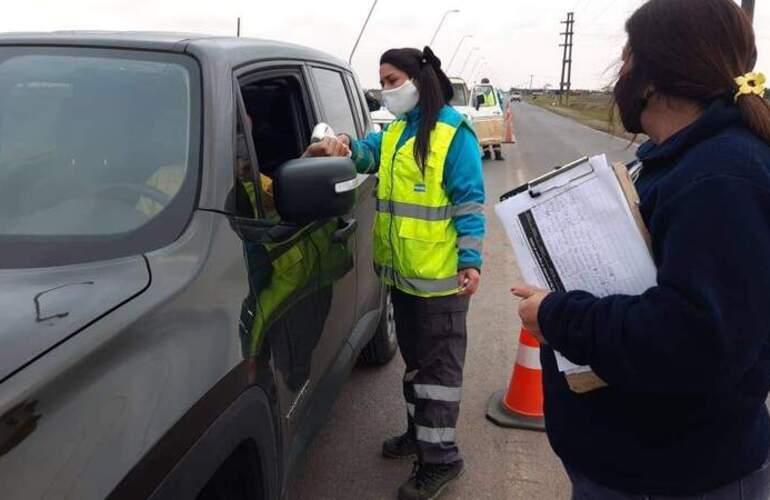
left=382, top=432, right=418, bottom=459
left=397, top=461, right=464, bottom=500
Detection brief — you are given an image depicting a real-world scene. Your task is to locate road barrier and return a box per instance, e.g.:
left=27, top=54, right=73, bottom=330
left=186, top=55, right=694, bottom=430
left=486, top=327, right=545, bottom=431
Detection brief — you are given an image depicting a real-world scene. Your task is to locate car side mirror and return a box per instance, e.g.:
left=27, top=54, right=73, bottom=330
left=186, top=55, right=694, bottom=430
left=475, top=94, right=485, bottom=110
left=365, top=91, right=381, bottom=113
left=273, top=156, right=357, bottom=224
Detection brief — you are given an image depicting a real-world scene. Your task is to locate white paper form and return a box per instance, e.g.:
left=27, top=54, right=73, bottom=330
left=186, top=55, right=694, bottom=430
left=495, top=155, right=657, bottom=373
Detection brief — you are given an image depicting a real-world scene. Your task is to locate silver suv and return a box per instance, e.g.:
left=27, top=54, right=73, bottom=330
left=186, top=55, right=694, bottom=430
left=0, top=32, right=396, bottom=500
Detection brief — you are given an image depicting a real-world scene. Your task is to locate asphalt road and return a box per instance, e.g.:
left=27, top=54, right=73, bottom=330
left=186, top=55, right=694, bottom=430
left=287, top=103, right=637, bottom=500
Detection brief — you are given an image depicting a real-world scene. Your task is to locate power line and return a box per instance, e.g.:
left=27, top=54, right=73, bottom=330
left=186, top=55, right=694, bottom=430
left=591, top=0, right=615, bottom=23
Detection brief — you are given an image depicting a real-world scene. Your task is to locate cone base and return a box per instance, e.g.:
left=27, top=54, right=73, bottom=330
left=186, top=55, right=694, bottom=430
left=485, top=389, right=545, bottom=432
left=503, top=135, right=517, bottom=144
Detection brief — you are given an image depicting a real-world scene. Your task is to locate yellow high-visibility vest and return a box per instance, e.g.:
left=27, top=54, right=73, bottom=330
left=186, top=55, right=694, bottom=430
left=373, top=107, right=465, bottom=297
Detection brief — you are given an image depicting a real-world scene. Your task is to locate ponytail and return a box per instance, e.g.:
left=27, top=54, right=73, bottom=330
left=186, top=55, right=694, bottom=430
left=737, top=94, right=770, bottom=144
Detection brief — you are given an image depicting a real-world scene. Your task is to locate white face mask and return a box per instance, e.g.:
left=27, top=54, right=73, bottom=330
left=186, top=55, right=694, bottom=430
left=382, top=79, right=419, bottom=116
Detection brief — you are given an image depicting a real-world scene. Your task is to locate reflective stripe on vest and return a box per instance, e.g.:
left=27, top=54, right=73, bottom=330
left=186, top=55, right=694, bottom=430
left=375, top=200, right=484, bottom=221
left=373, top=113, right=462, bottom=297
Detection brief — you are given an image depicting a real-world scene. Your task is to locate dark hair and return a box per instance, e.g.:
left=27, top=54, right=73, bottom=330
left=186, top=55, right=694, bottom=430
left=624, top=0, right=770, bottom=142
left=380, top=46, right=453, bottom=168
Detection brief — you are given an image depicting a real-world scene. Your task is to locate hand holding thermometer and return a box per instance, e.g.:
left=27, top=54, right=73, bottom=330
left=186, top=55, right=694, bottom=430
left=311, top=122, right=336, bottom=143
left=311, top=122, right=352, bottom=157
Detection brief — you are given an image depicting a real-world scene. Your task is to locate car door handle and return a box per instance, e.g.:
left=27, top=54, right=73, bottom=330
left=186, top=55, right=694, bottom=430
left=332, top=218, right=357, bottom=243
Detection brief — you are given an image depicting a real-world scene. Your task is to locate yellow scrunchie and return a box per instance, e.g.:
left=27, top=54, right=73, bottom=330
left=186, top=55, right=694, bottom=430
left=735, top=72, right=766, bottom=101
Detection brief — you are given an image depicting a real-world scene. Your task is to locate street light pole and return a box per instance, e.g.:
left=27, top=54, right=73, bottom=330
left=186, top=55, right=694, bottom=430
left=349, top=0, right=379, bottom=65
left=742, top=0, right=755, bottom=22
left=236, top=17, right=241, bottom=37
left=471, top=62, right=487, bottom=84
left=429, top=9, right=460, bottom=46
left=459, top=47, right=479, bottom=76
left=467, top=57, right=484, bottom=81
left=447, top=34, right=473, bottom=73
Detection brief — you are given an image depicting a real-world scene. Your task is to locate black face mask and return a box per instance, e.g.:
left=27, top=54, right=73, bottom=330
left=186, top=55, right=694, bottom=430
left=613, top=69, right=651, bottom=134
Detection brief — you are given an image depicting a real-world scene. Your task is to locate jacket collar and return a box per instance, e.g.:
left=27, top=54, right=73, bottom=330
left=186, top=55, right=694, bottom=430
left=637, top=98, right=742, bottom=163
left=403, top=106, right=421, bottom=124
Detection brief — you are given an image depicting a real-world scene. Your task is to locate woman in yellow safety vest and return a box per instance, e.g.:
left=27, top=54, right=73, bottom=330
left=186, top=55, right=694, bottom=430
left=305, top=46, right=486, bottom=500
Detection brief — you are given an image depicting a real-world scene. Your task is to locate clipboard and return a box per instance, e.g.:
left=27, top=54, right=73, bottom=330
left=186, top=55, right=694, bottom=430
left=498, top=156, right=653, bottom=394
left=500, top=156, right=592, bottom=202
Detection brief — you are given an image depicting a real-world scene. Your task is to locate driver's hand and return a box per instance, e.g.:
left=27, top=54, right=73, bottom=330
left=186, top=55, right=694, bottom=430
left=303, top=137, right=350, bottom=158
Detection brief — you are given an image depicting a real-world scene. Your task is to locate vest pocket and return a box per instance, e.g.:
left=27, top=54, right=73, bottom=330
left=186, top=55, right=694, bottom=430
left=396, top=217, right=456, bottom=280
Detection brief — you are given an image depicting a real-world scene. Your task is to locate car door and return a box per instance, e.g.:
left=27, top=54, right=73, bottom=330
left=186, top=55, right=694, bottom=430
left=306, top=65, right=369, bottom=347
left=232, top=64, right=352, bottom=441
left=342, top=70, right=382, bottom=320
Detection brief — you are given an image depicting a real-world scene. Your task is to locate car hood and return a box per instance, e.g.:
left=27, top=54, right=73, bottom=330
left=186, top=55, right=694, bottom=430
left=472, top=106, right=504, bottom=119
left=0, top=256, right=150, bottom=382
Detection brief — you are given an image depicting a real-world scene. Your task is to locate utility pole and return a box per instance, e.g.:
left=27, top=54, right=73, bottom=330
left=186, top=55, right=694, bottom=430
left=529, top=74, right=534, bottom=93
left=349, top=0, right=379, bottom=65
left=742, top=0, right=755, bottom=22
left=559, top=12, right=575, bottom=105
left=236, top=17, right=241, bottom=37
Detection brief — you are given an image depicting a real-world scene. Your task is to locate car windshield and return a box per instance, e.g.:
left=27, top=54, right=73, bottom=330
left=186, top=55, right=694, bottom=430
left=473, top=85, right=497, bottom=106
left=450, top=83, right=467, bottom=106
left=0, top=47, right=200, bottom=267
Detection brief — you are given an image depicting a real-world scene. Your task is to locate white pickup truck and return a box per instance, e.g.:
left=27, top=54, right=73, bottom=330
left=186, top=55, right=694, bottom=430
left=471, top=80, right=505, bottom=160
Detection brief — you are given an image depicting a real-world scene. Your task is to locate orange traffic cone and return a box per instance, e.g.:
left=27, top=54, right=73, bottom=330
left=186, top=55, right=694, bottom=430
left=486, top=328, right=545, bottom=431
left=503, top=101, right=516, bottom=144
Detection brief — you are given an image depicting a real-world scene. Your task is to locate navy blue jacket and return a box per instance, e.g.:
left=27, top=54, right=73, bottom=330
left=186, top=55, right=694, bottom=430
left=538, top=99, right=770, bottom=495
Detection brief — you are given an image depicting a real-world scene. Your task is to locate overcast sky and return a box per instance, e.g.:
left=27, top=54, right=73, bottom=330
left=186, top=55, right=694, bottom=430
left=1, top=0, right=767, bottom=90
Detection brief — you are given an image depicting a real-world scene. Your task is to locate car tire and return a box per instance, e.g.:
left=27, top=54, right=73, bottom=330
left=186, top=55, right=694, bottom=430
left=482, top=149, right=491, bottom=161
left=360, top=291, right=398, bottom=365
left=494, top=148, right=504, bottom=161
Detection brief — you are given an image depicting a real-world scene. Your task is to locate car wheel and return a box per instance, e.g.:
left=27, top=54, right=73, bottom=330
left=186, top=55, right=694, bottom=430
left=494, top=148, right=504, bottom=161
left=482, top=149, right=491, bottom=161
left=360, top=291, right=398, bottom=365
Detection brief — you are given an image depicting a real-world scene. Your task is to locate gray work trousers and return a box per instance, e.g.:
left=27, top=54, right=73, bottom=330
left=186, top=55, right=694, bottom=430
left=568, top=458, right=770, bottom=500
left=391, top=288, right=469, bottom=465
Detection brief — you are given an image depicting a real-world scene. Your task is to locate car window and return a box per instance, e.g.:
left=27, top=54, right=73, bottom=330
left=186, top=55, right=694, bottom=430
left=311, top=67, right=358, bottom=137
left=0, top=47, right=200, bottom=268
left=344, top=73, right=368, bottom=138
left=237, top=70, right=312, bottom=221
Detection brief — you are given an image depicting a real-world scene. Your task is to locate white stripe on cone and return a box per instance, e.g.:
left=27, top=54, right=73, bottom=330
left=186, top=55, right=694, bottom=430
left=516, top=344, right=541, bottom=370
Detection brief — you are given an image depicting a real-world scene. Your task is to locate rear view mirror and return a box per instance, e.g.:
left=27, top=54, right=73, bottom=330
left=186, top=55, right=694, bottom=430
left=365, top=91, right=381, bottom=113
left=273, top=157, right=357, bottom=224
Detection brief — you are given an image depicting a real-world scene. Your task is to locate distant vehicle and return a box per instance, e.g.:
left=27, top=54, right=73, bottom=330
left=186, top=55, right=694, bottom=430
left=363, top=89, right=396, bottom=131
left=370, top=107, right=396, bottom=129
left=0, top=31, right=397, bottom=500
left=448, top=77, right=484, bottom=159
left=471, top=81, right=505, bottom=161
left=510, top=92, right=522, bottom=102
left=449, top=76, right=475, bottom=123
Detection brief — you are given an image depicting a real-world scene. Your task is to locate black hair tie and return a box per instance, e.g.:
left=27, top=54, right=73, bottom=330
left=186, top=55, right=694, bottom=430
left=422, top=46, right=442, bottom=69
